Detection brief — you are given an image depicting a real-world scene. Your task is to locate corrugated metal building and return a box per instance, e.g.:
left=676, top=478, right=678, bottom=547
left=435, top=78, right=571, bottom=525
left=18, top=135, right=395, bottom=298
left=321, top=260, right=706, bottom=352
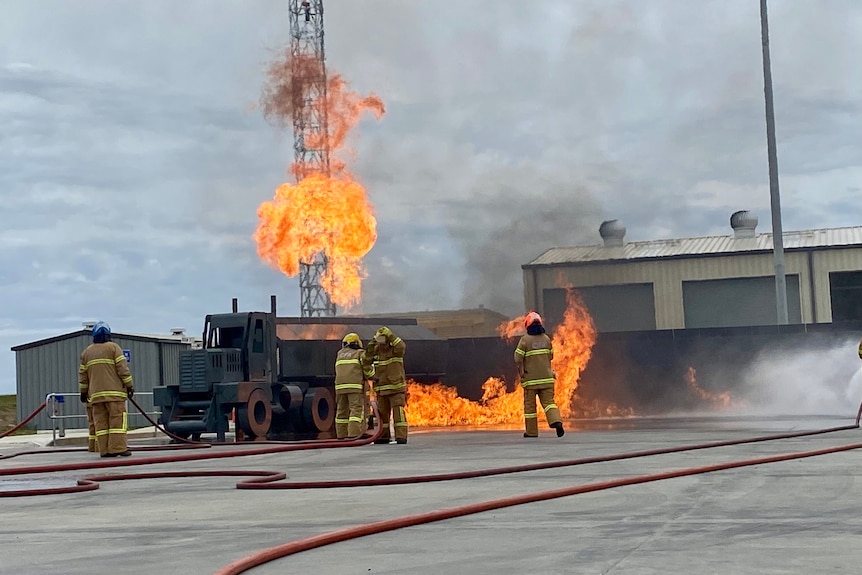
left=523, top=212, right=862, bottom=332
left=11, top=325, right=201, bottom=431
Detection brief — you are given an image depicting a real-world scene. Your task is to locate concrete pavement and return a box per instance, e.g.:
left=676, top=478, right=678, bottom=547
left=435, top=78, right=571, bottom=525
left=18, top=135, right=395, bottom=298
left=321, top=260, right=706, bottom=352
left=2, top=415, right=861, bottom=575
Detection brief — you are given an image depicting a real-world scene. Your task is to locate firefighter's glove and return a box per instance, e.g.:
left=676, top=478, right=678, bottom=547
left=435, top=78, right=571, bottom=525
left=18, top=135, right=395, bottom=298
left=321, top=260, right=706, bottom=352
left=80, top=392, right=89, bottom=404
left=127, top=387, right=134, bottom=399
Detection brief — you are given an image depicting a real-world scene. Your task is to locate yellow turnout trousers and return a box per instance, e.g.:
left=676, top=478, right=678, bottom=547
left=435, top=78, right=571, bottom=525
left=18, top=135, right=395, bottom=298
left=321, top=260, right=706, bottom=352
left=92, top=401, right=128, bottom=456
left=377, top=392, right=408, bottom=442
left=335, top=392, right=366, bottom=439
left=86, top=403, right=97, bottom=452
left=523, top=387, right=561, bottom=437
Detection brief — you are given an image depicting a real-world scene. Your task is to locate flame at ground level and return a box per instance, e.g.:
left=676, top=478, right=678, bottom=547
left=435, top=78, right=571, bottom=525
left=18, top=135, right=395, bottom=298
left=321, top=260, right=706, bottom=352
left=397, top=287, right=633, bottom=428
left=403, top=378, right=522, bottom=427
left=685, top=367, right=746, bottom=410
left=399, top=378, right=634, bottom=428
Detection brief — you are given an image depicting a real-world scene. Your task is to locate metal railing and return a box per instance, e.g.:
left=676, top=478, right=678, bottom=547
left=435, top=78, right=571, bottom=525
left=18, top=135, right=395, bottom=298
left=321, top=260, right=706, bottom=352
left=46, top=392, right=160, bottom=443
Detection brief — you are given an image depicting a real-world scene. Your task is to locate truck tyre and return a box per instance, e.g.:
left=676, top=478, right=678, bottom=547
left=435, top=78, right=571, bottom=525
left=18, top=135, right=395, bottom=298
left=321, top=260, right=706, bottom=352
left=301, top=387, right=335, bottom=432
left=236, top=387, right=272, bottom=439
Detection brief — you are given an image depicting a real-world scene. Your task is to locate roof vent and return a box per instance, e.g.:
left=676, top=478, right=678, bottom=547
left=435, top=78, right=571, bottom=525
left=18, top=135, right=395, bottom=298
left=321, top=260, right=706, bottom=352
left=599, top=219, right=626, bottom=247
left=170, top=328, right=186, bottom=336
left=730, top=210, right=758, bottom=238
left=82, top=321, right=96, bottom=330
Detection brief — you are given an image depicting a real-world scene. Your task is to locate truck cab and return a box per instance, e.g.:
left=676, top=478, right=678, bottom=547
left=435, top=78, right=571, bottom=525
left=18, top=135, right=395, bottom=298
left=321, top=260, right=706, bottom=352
left=154, top=312, right=281, bottom=441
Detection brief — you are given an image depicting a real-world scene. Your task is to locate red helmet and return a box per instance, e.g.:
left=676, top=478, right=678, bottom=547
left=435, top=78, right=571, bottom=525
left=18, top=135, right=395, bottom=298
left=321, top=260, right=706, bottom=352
left=524, top=311, right=542, bottom=328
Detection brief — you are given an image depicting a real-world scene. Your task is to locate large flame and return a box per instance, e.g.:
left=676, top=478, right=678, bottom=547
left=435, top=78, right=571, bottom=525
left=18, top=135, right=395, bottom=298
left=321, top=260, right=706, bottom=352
left=254, top=50, right=385, bottom=309
left=254, top=174, right=377, bottom=308
left=550, top=288, right=597, bottom=417
left=401, top=287, right=633, bottom=427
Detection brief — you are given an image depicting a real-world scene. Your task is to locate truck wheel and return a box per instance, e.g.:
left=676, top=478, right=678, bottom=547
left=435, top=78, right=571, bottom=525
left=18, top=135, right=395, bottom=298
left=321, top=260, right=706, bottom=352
left=236, top=388, right=272, bottom=439
left=302, top=387, right=335, bottom=432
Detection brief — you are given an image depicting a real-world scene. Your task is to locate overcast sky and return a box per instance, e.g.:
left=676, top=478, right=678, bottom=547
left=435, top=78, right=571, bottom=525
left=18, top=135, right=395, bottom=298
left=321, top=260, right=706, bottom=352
left=2, top=0, right=861, bottom=394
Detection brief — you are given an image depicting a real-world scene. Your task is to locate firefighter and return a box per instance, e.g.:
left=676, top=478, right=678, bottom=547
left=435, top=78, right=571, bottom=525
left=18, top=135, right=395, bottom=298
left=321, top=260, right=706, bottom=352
left=368, top=326, right=408, bottom=444
left=78, top=321, right=134, bottom=457
left=515, top=311, right=565, bottom=439
left=334, top=333, right=375, bottom=440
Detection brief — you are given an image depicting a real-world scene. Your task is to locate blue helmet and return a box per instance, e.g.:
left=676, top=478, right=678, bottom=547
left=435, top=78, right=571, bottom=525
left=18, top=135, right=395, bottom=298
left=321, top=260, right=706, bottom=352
left=92, top=321, right=111, bottom=342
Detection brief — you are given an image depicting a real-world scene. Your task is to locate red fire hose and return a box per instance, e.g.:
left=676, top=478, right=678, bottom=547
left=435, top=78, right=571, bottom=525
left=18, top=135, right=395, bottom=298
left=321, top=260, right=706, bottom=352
left=214, top=399, right=862, bottom=573
left=0, top=400, right=46, bottom=439
left=0, top=398, right=384, bottom=488
left=4, top=396, right=862, bottom=574
left=215, top=438, right=862, bottom=575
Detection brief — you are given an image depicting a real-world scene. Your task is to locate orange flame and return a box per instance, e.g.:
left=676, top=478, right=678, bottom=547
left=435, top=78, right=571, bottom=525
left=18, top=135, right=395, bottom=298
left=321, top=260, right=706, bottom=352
left=496, top=316, right=526, bottom=342
left=403, top=287, right=633, bottom=427
left=550, top=288, right=596, bottom=417
left=684, top=367, right=744, bottom=410
left=403, top=378, right=523, bottom=427
left=254, top=174, right=377, bottom=308
left=254, top=50, right=385, bottom=309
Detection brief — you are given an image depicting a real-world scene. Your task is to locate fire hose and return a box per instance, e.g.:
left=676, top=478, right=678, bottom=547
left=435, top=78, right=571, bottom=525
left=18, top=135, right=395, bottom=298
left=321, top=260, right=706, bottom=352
left=0, top=396, right=384, bottom=475
left=0, top=400, right=47, bottom=438
left=222, top=402, right=862, bottom=573
left=3, top=398, right=862, bottom=573
left=216, top=438, right=862, bottom=575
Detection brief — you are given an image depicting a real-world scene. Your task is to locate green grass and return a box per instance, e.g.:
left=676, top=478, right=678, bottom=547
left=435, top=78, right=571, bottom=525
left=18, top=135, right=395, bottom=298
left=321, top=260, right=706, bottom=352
left=0, top=394, right=36, bottom=435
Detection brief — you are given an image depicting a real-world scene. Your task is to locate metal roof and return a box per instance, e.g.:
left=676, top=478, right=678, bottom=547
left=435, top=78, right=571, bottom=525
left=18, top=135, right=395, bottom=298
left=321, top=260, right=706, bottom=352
left=526, top=225, right=862, bottom=267
left=11, top=330, right=201, bottom=352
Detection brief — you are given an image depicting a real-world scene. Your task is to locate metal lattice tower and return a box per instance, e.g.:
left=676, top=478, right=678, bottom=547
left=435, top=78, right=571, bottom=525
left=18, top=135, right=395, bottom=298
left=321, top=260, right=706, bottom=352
left=290, top=0, right=335, bottom=317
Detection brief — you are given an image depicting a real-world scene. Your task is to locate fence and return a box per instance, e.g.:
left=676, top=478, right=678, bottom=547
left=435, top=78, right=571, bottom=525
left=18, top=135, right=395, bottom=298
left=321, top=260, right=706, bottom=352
left=46, top=392, right=160, bottom=444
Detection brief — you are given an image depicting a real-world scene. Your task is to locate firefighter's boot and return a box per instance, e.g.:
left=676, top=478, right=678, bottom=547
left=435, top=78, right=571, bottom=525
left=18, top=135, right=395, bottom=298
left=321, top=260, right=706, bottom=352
left=552, top=421, right=565, bottom=437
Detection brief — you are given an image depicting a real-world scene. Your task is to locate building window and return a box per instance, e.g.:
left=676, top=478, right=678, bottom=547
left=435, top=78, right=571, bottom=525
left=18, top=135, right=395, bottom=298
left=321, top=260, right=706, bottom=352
left=829, top=271, right=862, bottom=322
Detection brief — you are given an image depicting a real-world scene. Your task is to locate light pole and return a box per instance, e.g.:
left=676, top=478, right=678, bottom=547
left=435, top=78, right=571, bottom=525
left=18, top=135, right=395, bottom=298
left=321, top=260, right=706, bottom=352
left=760, top=0, right=789, bottom=325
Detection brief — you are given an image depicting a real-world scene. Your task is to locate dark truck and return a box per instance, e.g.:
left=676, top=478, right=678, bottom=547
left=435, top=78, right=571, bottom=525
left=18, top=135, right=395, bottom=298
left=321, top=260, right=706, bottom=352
left=153, top=303, right=445, bottom=442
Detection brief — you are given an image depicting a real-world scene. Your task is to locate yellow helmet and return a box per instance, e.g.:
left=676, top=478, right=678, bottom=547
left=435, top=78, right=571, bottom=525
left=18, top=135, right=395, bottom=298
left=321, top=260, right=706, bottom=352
left=342, top=332, right=362, bottom=348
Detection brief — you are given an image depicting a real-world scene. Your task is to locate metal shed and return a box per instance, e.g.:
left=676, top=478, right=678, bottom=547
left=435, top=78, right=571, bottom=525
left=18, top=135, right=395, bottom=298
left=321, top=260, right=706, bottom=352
left=523, top=213, right=862, bottom=331
left=11, top=327, right=201, bottom=431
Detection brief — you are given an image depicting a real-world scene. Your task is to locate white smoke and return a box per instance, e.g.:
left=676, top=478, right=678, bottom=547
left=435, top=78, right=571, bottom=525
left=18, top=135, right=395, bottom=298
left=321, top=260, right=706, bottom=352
left=735, top=338, right=862, bottom=417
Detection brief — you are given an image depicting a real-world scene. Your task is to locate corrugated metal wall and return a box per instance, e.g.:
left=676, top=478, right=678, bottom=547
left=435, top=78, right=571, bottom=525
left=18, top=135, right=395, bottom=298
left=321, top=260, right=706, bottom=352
left=15, top=334, right=92, bottom=431
left=528, top=248, right=862, bottom=330
left=15, top=335, right=191, bottom=430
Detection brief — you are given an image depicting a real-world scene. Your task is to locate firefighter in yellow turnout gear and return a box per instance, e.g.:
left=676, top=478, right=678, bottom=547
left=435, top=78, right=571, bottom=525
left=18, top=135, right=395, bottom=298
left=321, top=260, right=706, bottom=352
left=515, top=311, right=565, bottom=439
left=78, top=321, right=134, bottom=457
left=368, top=326, right=408, bottom=444
left=334, top=333, right=375, bottom=439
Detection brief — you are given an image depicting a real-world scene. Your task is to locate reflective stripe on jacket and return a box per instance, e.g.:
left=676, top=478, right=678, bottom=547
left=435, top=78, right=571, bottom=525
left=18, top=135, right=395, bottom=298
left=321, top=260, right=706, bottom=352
left=79, top=342, right=133, bottom=403
left=372, top=334, right=406, bottom=395
left=334, top=347, right=374, bottom=395
left=515, top=333, right=555, bottom=389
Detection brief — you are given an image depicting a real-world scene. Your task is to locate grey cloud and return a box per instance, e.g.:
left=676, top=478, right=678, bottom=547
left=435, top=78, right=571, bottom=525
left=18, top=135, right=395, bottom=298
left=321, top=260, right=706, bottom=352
left=2, top=0, right=862, bottom=394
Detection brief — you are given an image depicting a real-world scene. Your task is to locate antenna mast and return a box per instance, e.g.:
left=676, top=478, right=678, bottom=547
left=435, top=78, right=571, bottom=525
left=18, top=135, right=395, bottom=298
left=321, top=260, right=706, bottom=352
left=289, top=0, right=335, bottom=317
